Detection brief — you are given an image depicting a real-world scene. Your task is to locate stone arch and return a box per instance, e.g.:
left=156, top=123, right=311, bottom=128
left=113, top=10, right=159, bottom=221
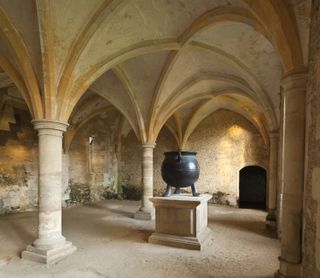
left=179, top=4, right=303, bottom=72
left=0, top=8, right=42, bottom=119
left=148, top=43, right=279, bottom=141
left=152, top=89, right=273, bottom=147
left=149, top=4, right=302, bottom=136
left=57, top=40, right=180, bottom=123
left=58, top=1, right=302, bottom=129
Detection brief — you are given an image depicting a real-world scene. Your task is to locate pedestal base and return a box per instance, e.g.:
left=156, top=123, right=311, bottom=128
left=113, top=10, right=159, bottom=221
left=149, top=227, right=212, bottom=250
left=134, top=209, right=155, bottom=220
left=148, top=194, right=212, bottom=250
left=21, top=241, right=76, bottom=264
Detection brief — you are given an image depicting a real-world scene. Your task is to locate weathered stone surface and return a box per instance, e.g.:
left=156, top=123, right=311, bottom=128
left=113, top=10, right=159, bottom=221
left=186, top=109, right=268, bottom=204
left=210, top=191, right=233, bottom=206
left=0, top=107, right=38, bottom=214
left=67, top=110, right=121, bottom=205
left=303, top=1, right=320, bottom=276
left=68, top=181, right=91, bottom=205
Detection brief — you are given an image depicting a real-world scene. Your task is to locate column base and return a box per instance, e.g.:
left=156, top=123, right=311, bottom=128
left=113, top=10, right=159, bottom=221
left=134, top=208, right=155, bottom=220
left=21, top=241, right=76, bottom=264
left=277, top=257, right=301, bottom=277
left=266, top=209, right=277, bottom=230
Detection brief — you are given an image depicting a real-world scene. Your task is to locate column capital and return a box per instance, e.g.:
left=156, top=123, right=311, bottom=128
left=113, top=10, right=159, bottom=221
left=32, top=119, right=69, bottom=133
left=281, top=71, right=308, bottom=92
left=142, top=143, right=156, bottom=149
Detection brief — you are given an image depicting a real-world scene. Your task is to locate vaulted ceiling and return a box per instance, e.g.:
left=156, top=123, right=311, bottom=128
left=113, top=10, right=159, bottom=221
left=0, top=0, right=311, bottom=146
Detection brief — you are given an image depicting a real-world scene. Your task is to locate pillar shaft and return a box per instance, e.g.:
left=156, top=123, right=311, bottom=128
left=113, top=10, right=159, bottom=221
left=135, top=143, right=155, bottom=220
left=268, top=132, right=279, bottom=211
left=277, top=89, right=285, bottom=238
left=35, top=120, right=67, bottom=247
left=22, top=119, right=76, bottom=264
left=266, top=132, right=279, bottom=227
left=278, top=72, right=307, bottom=277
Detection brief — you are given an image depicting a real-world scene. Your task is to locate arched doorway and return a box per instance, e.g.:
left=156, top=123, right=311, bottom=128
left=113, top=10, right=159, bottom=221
left=239, top=166, right=267, bottom=209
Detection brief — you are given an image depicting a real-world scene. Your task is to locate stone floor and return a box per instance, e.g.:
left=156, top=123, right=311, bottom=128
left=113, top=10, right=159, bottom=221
left=0, top=200, right=280, bottom=278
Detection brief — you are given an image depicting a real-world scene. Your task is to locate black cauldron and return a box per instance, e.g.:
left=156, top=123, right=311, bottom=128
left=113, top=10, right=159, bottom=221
left=161, top=151, right=200, bottom=197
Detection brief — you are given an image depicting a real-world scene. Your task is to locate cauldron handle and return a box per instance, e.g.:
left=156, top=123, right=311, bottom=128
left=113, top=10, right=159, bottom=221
left=177, top=151, right=182, bottom=162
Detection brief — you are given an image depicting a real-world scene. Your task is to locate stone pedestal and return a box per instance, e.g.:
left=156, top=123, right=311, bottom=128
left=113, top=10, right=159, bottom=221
left=148, top=194, right=212, bottom=250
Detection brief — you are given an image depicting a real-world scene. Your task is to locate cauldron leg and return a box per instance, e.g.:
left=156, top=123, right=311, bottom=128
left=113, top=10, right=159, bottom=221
left=191, top=184, right=200, bottom=197
left=163, top=185, right=172, bottom=197
left=174, top=187, right=181, bottom=194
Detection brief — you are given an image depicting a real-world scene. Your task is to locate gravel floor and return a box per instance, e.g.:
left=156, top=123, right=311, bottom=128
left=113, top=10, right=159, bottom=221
left=0, top=200, right=280, bottom=278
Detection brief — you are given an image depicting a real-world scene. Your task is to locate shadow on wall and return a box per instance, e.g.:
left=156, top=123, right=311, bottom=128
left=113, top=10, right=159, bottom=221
left=238, top=166, right=267, bottom=210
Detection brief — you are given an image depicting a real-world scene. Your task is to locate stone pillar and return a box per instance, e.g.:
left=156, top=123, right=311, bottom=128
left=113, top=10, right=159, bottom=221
left=266, top=131, right=279, bottom=228
left=134, top=143, right=156, bottom=220
left=22, top=119, right=76, bottom=264
left=277, top=72, right=307, bottom=277
left=277, top=87, right=285, bottom=238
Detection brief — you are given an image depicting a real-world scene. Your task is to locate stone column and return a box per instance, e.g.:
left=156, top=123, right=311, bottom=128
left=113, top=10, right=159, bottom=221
left=22, top=119, right=76, bottom=264
left=277, top=72, right=307, bottom=277
left=266, top=131, right=279, bottom=228
left=134, top=143, right=156, bottom=220
left=277, top=87, right=285, bottom=238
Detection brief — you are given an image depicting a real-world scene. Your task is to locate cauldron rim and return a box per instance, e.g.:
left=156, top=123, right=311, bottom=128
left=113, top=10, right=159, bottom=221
left=164, top=151, right=197, bottom=156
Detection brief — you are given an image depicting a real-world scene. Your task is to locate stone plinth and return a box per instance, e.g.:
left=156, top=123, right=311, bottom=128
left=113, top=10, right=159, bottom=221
left=22, top=241, right=76, bottom=264
left=148, top=194, right=212, bottom=250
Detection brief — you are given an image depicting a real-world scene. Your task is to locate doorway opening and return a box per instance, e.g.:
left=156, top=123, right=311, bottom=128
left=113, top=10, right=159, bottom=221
left=239, top=166, right=267, bottom=209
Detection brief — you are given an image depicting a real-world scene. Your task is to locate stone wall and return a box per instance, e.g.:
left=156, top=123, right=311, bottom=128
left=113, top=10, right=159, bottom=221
left=68, top=110, right=121, bottom=204
left=303, top=1, right=320, bottom=277
left=0, top=108, right=38, bottom=214
left=0, top=107, right=269, bottom=213
left=120, top=109, right=268, bottom=205
left=67, top=108, right=179, bottom=203
left=186, top=109, right=268, bottom=205
left=0, top=106, right=126, bottom=214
